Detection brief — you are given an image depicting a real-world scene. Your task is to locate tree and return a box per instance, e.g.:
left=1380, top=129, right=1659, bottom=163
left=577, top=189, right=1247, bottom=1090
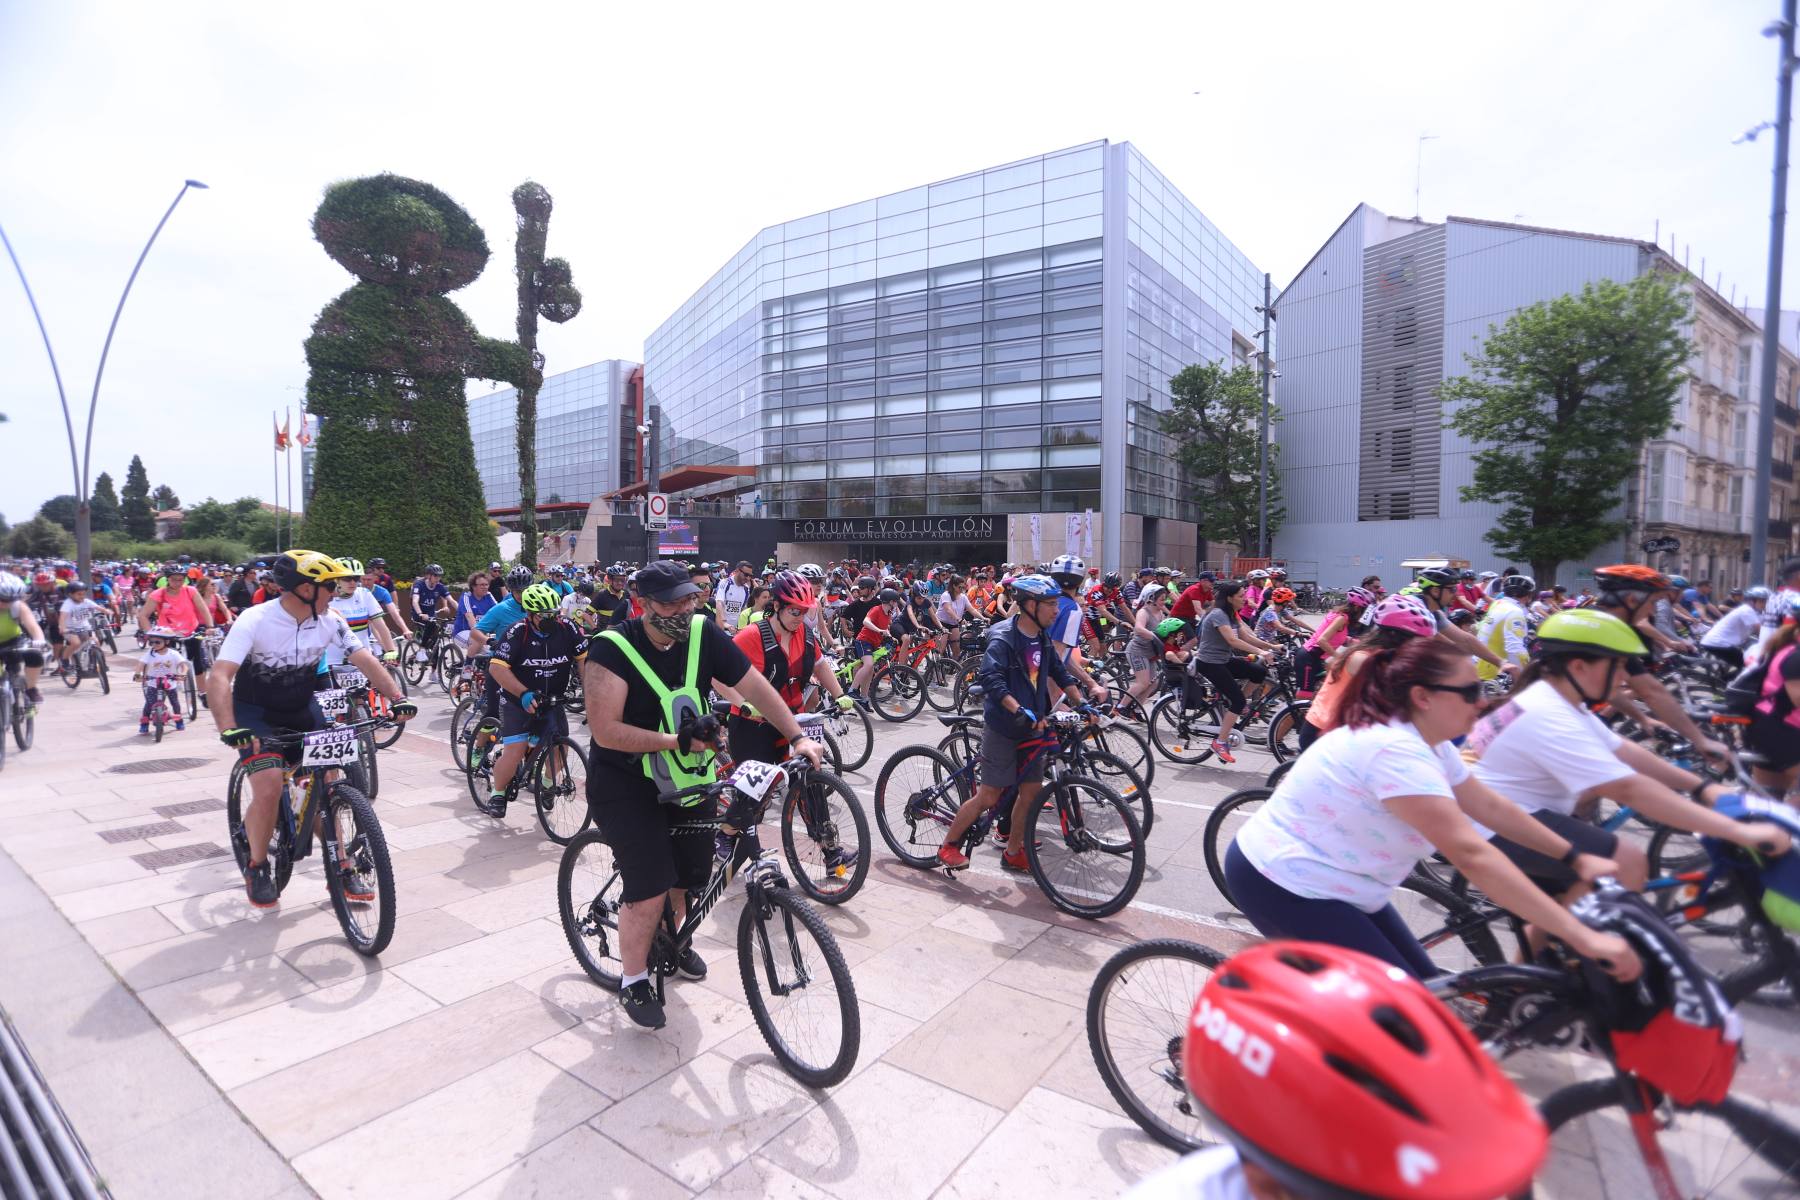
left=299, top=174, right=514, bottom=578
left=511, top=181, right=583, bottom=567
left=0, top=512, right=9, bottom=540
left=150, top=484, right=181, bottom=511
left=90, top=472, right=122, bottom=532
left=1442, top=272, right=1690, bottom=584
left=7, top=516, right=74, bottom=558
left=36, top=494, right=80, bottom=533
left=181, top=497, right=234, bottom=539
left=121, top=455, right=154, bottom=540
left=1161, top=361, right=1284, bottom=553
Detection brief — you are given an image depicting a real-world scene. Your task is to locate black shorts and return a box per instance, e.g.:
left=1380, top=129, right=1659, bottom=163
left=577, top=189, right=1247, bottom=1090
left=978, top=723, right=1048, bottom=790
left=1700, top=644, right=1745, bottom=674
left=1746, top=713, right=1800, bottom=771
left=0, top=638, right=45, bottom=671
left=586, top=755, right=719, bottom=904
left=1487, top=810, right=1619, bottom=893
left=235, top=698, right=327, bottom=767
left=499, top=699, right=567, bottom=746
left=727, top=713, right=787, bottom=767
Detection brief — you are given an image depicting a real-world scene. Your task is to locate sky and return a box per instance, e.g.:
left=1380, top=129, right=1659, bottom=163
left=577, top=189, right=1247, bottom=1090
left=0, top=0, right=1789, bottom=523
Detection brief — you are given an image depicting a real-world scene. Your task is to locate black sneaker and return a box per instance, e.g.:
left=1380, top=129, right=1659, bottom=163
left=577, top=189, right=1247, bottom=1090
left=618, top=979, right=666, bottom=1029
left=244, top=860, right=279, bottom=908
left=676, top=945, right=707, bottom=981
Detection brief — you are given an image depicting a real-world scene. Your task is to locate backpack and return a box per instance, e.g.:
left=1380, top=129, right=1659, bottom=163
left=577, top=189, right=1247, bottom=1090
left=1570, top=886, right=1740, bottom=1104
left=1722, top=650, right=1777, bottom=715
left=755, top=618, right=818, bottom=708
left=596, top=616, right=715, bottom=799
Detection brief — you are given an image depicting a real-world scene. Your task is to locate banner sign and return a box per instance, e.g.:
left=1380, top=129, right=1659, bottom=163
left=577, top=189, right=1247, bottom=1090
left=784, top=516, right=1000, bottom=543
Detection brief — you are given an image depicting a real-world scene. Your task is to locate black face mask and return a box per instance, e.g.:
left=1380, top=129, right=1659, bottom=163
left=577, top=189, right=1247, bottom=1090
left=530, top=613, right=558, bottom=633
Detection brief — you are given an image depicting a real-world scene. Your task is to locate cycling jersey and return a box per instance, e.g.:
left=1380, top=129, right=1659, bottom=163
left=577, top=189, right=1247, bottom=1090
left=0, top=600, right=27, bottom=643
left=217, top=601, right=363, bottom=715
left=490, top=615, right=585, bottom=698
left=1475, top=595, right=1529, bottom=681
left=329, top=587, right=385, bottom=642
left=412, top=579, right=451, bottom=614
left=589, top=588, right=632, bottom=632
left=368, top=582, right=395, bottom=608
left=544, top=579, right=573, bottom=600
left=1702, top=602, right=1763, bottom=650
left=475, top=596, right=527, bottom=638
left=715, top=577, right=753, bottom=626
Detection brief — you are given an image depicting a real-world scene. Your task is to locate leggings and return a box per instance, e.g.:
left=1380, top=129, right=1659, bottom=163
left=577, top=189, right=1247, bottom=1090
left=1296, top=717, right=1324, bottom=754
left=1223, top=841, right=1440, bottom=979
left=1192, top=657, right=1263, bottom=716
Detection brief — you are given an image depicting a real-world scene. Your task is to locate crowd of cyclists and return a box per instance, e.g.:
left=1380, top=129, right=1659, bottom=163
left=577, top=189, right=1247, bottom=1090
left=5, top=542, right=1800, bottom=1196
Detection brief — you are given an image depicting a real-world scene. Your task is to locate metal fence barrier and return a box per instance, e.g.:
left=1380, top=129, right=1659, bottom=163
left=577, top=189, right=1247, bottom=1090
left=0, top=1008, right=107, bottom=1199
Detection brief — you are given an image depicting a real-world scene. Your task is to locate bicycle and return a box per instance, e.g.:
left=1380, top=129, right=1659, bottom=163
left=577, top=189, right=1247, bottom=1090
left=56, top=632, right=110, bottom=695
left=873, top=711, right=1145, bottom=919
left=557, top=758, right=862, bottom=1087
left=801, top=686, right=873, bottom=773
left=225, top=717, right=396, bottom=955
left=142, top=676, right=181, bottom=742
left=936, top=712, right=1154, bottom=839
left=462, top=705, right=592, bottom=844
left=399, top=617, right=460, bottom=692
left=1086, top=938, right=1228, bottom=1152
left=0, top=652, right=38, bottom=772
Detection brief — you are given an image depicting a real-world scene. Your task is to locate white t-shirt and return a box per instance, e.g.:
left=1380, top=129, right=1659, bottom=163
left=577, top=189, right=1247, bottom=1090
left=937, top=592, right=971, bottom=625
left=1702, top=603, right=1763, bottom=650
left=217, top=600, right=364, bottom=714
left=1466, top=680, right=1630, bottom=817
left=716, top=577, right=752, bottom=626
left=1124, top=1146, right=1250, bottom=1200
left=1234, top=720, right=1466, bottom=912
left=138, top=646, right=187, bottom=683
left=59, top=597, right=105, bottom=634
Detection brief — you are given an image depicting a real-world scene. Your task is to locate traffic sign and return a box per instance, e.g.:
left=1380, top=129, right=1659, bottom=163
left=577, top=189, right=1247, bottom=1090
left=646, top=492, right=669, bottom=531
left=1641, top=536, right=1681, bottom=554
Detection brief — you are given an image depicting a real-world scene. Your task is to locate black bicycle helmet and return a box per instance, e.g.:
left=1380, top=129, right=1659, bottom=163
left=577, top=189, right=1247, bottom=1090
left=505, top=565, right=533, bottom=591
left=1416, top=566, right=1459, bottom=589
left=1103, top=571, right=1121, bottom=588
left=424, top=562, right=443, bottom=576
left=877, top=587, right=901, bottom=603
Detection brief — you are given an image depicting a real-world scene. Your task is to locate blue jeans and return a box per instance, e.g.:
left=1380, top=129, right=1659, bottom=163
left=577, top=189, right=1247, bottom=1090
left=1223, top=841, right=1440, bottom=979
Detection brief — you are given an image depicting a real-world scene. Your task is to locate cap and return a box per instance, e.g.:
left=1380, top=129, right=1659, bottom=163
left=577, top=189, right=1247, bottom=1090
left=637, top=560, right=702, bottom=602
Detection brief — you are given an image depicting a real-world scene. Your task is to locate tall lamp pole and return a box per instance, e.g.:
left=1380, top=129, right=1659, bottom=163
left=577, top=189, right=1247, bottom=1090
left=1255, top=273, right=1275, bottom=558
left=1, top=180, right=207, bottom=579
left=641, top=408, right=660, bottom=566
left=1753, top=2, right=1797, bottom=583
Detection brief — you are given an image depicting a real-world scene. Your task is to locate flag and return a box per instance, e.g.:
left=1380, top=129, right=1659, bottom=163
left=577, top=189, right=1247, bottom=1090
left=1029, top=514, right=1042, bottom=560
left=274, top=413, right=289, bottom=451
left=296, top=414, right=313, bottom=447
left=1083, top=508, right=1095, bottom=558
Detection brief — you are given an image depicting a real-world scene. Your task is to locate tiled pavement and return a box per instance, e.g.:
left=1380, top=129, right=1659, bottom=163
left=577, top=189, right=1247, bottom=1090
left=6, top=650, right=1799, bottom=1198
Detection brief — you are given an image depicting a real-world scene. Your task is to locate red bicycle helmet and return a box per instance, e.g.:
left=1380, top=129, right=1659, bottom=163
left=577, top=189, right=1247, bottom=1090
left=768, top=569, right=815, bottom=609
left=1183, top=942, right=1544, bottom=1200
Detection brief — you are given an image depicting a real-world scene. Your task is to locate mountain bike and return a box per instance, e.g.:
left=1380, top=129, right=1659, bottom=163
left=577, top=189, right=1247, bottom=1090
left=56, top=633, right=109, bottom=694
left=0, top=653, right=38, bottom=772
left=463, top=705, right=592, bottom=844
left=399, top=617, right=461, bottom=692
left=936, top=712, right=1154, bottom=839
left=874, top=711, right=1145, bottom=918
left=225, top=717, right=396, bottom=955
left=557, top=759, right=862, bottom=1087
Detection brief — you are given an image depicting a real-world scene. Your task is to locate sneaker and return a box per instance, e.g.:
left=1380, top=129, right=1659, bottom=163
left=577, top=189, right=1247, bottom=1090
left=244, top=861, right=279, bottom=908
left=1210, top=739, right=1237, bottom=765
left=1000, top=848, right=1031, bottom=873
left=24, top=687, right=42, bottom=705
left=339, top=866, right=376, bottom=903
left=937, top=843, right=970, bottom=872
left=618, top=979, right=666, bottom=1029
left=847, top=690, right=873, bottom=714
left=676, top=945, right=708, bottom=981
left=823, top=846, right=857, bottom=878
left=138, top=722, right=150, bottom=736
left=481, top=792, right=509, bottom=818
left=174, top=719, right=186, bottom=732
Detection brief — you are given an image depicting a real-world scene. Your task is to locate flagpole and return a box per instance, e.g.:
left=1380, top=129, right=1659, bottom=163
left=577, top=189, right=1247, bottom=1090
left=273, top=410, right=281, bottom=551
left=285, top=407, right=294, bottom=549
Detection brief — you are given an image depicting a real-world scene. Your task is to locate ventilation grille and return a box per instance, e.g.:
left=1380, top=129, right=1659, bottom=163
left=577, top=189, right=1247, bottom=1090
left=1359, top=227, right=1446, bottom=521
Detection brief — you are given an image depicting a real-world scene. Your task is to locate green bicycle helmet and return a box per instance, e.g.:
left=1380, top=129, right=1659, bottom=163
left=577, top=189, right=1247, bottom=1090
left=519, top=582, right=561, bottom=614
left=1533, top=610, right=1646, bottom=658
left=1154, top=617, right=1185, bottom=639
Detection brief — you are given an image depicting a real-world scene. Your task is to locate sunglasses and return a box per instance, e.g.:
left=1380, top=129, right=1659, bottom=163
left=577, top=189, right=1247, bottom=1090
left=1421, top=681, right=1484, bottom=704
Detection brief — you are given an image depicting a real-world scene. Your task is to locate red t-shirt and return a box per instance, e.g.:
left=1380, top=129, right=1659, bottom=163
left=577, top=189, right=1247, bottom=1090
left=856, top=605, right=891, bottom=646
left=733, top=619, right=810, bottom=709
left=1169, top=582, right=1213, bottom=622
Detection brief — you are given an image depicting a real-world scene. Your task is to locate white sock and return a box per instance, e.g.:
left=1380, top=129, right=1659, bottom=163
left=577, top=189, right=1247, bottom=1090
left=620, top=970, right=649, bottom=989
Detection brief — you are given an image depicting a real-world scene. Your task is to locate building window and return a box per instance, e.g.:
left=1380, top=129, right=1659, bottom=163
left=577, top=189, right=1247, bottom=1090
left=1647, top=450, right=1664, bottom=502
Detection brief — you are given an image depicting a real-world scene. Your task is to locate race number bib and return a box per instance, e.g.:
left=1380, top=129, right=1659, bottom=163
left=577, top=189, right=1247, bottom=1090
left=728, top=759, right=787, bottom=803
left=328, top=665, right=366, bottom=690
left=314, top=688, right=350, bottom=718
left=301, top=727, right=359, bottom=767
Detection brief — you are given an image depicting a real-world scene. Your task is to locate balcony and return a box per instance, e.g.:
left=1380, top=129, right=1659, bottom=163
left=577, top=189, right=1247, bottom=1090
left=1776, top=460, right=1796, bottom=483
left=1722, top=370, right=1742, bottom=400
left=1770, top=518, right=1795, bottom=543
left=1777, top=400, right=1800, bottom=428
left=1642, top=498, right=1749, bottom=535
left=1707, top=361, right=1726, bottom=391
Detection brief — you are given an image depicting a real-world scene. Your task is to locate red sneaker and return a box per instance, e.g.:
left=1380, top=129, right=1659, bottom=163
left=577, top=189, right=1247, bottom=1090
left=1210, top=740, right=1236, bottom=765
left=1000, top=848, right=1031, bottom=873
left=937, top=843, right=969, bottom=872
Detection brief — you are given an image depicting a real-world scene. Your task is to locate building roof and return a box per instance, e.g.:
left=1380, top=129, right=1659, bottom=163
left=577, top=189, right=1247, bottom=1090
left=1274, top=203, right=1433, bottom=306
left=154, top=509, right=182, bottom=520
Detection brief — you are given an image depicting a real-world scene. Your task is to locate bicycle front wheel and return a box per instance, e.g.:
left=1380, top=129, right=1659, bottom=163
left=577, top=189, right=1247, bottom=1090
left=1027, top=776, right=1144, bottom=919
left=1087, top=938, right=1228, bottom=1152
left=922, top=655, right=959, bottom=712
left=184, top=670, right=198, bottom=719
left=450, top=698, right=480, bottom=772
left=1537, top=1076, right=1800, bottom=1199
left=738, top=887, right=860, bottom=1088
left=1201, top=787, right=1268, bottom=909
left=821, top=703, right=872, bottom=773
left=324, top=783, right=396, bottom=955
left=870, top=662, right=926, bottom=722
left=401, top=643, right=429, bottom=687
left=1079, top=749, right=1153, bottom=840
left=1147, top=695, right=1219, bottom=764
left=436, top=642, right=465, bottom=693
left=873, top=745, right=965, bottom=867
left=93, top=647, right=110, bottom=695
left=1267, top=700, right=1308, bottom=763
left=781, top=768, right=871, bottom=905
left=1083, top=721, right=1154, bottom=790
left=532, top=738, right=592, bottom=845
left=558, top=829, right=624, bottom=990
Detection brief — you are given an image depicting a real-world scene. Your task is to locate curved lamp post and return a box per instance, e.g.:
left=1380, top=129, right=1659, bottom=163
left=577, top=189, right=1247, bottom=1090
left=1, top=179, right=207, bottom=577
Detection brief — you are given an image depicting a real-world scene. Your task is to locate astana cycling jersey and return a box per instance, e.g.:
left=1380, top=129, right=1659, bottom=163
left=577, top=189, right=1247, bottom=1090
left=490, top=616, right=586, bottom=697
left=217, top=601, right=364, bottom=715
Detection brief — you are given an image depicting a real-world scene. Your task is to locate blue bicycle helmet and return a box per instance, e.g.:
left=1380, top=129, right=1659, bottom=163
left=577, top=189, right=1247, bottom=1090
left=1704, top=793, right=1800, bottom=932
left=1010, top=573, right=1060, bottom=600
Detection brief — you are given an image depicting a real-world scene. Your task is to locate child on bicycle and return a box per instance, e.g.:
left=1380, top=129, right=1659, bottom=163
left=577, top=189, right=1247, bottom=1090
left=58, top=581, right=108, bottom=672
left=133, top=625, right=190, bottom=734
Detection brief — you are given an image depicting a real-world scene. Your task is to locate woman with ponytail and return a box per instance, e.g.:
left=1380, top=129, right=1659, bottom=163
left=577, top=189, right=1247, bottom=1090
left=1224, top=636, right=1640, bottom=980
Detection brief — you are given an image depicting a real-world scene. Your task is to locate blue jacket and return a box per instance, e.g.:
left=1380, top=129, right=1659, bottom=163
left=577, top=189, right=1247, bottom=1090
left=977, top=616, right=1075, bottom=733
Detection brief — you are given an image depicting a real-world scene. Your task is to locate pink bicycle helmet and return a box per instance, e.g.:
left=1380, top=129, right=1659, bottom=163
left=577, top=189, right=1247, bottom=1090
left=1370, top=592, right=1436, bottom=638
left=1345, top=585, right=1376, bottom=608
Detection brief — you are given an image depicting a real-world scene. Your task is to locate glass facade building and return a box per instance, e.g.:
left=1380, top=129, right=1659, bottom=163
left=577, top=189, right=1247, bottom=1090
left=642, top=141, right=1264, bottom=569
left=468, top=359, right=635, bottom=510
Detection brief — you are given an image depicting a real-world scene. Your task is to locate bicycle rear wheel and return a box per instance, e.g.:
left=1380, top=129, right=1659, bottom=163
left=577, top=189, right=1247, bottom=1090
left=873, top=745, right=965, bottom=867
left=1201, top=787, right=1268, bottom=908
left=870, top=662, right=926, bottom=722
left=531, top=738, right=592, bottom=845
left=93, top=645, right=110, bottom=695
left=323, top=783, right=395, bottom=956
left=558, top=829, right=624, bottom=990
left=738, top=887, right=860, bottom=1088
left=1267, top=700, right=1307, bottom=763
left=12, top=691, right=33, bottom=751
left=820, top=703, right=872, bottom=773
left=1147, top=695, right=1220, bottom=764
left=1537, top=1076, right=1800, bottom=1199
left=184, top=669, right=198, bottom=719
left=1083, top=721, right=1155, bottom=790
left=1079, top=749, right=1153, bottom=839
left=58, top=653, right=80, bottom=689
left=401, top=642, right=429, bottom=687
left=1027, top=776, right=1143, bottom=919
left=781, top=768, right=870, bottom=905
left=450, top=698, right=480, bottom=772
left=369, top=692, right=404, bottom=749
left=1087, top=938, right=1228, bottom=1152
left=922, top=655, right=958, bottom=712
left=436, top=642, right=466, bottom=693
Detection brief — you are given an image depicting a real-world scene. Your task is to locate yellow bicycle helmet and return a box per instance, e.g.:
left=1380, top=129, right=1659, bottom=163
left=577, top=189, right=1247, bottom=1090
left=336, top=557, right=366, bottom=577
left=272, top=550, right=356, bottom=591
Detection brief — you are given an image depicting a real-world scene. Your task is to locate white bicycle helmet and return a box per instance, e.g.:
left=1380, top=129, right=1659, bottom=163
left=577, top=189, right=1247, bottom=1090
left=0, top=572, right=25, bottom=602
left=798, top=563, right=825, bottom=583
left=1049, top=554, right=1085, bottom=585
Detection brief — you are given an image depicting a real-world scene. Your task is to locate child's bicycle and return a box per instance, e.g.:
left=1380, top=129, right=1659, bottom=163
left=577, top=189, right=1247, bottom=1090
left=557, top=756, right=862, bottom=1087
left=225, top=716, right=397, bottom=954
left=873, top=710, right=1145, bottom=918
left=141, top=675, right=182, bottom=741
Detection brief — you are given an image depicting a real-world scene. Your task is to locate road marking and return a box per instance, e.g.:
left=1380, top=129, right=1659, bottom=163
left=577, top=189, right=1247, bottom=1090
left=956, top=861, right=1252, bottom=935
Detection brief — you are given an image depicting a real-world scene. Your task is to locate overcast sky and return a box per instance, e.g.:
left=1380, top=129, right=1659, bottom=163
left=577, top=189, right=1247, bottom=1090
left=0, top=0, right=1787, bottom=523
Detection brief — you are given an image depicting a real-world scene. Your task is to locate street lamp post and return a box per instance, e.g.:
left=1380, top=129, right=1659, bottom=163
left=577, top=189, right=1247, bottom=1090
left=640, top=409, right=660, bottom=565
left=1753, top=3, right=1797, bottom=583
left=1, top=180, right=207, bottom=579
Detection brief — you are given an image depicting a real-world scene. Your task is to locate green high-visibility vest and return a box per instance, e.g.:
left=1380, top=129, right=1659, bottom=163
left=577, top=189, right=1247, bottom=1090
left=598, top=615, right=715, bottom=799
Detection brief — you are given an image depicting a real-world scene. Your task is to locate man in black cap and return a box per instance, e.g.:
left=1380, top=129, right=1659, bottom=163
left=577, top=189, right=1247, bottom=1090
left=584, top=560, right=824, bottom=1030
